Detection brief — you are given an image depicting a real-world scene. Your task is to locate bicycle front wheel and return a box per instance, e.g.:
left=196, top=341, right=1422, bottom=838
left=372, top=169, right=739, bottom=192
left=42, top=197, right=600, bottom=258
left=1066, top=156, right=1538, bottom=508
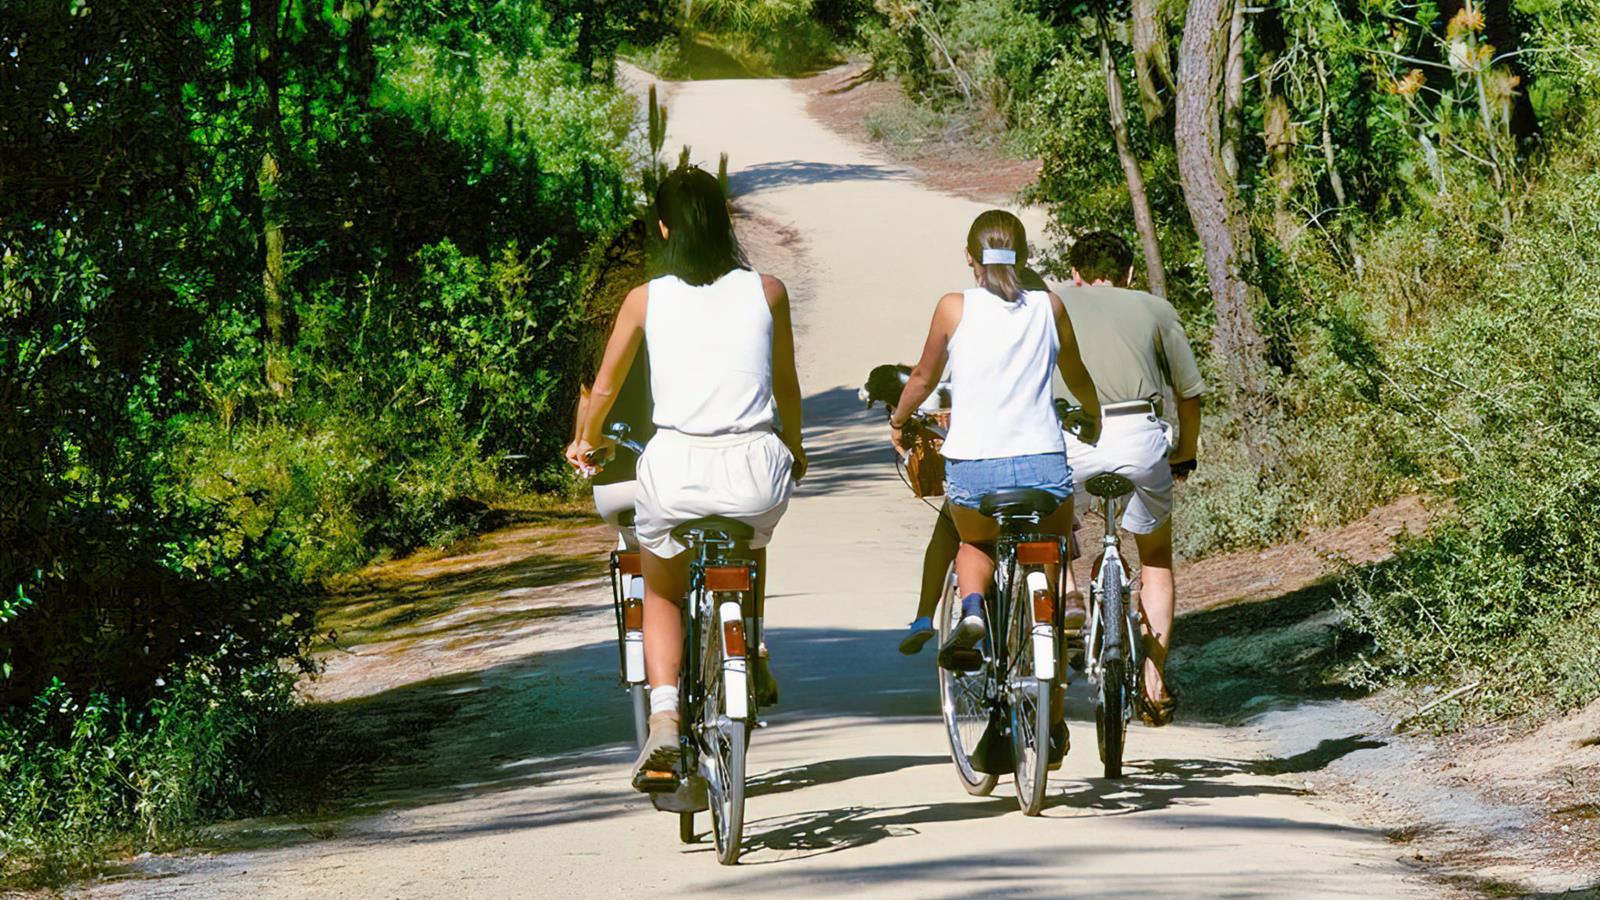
left=1006, top=561, right=1050, bottom=815
left=1096, top=563, right=1128, bottom=779
left=700, top=599, right=746, bottom=865
left=937, top=565, right=998, bottom=796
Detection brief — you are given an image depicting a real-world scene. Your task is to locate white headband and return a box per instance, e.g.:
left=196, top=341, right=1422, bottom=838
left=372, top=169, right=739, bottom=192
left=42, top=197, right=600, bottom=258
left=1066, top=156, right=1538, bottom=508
left=981, top=248, right=1017, bottom=265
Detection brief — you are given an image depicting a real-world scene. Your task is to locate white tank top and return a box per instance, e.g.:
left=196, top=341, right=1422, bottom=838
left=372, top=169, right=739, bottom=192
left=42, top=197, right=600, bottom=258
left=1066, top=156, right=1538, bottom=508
left=645, top=269, right=775, bottom=436
left=940, top=287, right=1065, bottom=460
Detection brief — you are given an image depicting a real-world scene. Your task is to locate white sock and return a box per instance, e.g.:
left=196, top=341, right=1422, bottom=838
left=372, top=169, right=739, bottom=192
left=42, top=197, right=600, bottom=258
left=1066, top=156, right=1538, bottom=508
left=649, top=685, right=679, bottom=717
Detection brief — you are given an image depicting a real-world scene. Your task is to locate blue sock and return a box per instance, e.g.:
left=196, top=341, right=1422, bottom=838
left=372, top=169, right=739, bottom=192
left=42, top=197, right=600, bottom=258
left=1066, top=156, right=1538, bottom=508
left=909, top=616, right=933, bottom=631
left=961, top=593, right=984, bottom=620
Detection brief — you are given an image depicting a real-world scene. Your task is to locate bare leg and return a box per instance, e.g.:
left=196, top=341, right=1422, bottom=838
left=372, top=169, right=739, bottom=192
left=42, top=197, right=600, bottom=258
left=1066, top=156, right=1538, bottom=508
left=918, top=508, right=961, bottom=620
left=642, top=547, right=691, bottom=699
left=1133, top=520, right=1175, bottom=703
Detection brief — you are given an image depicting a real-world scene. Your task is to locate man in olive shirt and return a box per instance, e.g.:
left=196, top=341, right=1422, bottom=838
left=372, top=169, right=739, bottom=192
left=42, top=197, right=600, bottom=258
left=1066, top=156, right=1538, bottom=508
left=1055, top=231, right=1203, bottom=725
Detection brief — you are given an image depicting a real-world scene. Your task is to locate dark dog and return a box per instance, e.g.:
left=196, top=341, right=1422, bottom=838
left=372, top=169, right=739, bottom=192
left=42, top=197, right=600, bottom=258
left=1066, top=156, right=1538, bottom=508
left=860, top=364, right=951, bottom=411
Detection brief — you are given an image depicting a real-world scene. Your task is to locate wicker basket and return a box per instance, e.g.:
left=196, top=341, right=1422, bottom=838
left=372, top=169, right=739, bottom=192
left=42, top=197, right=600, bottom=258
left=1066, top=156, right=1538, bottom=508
left=904, top=412, right=951, bottom=498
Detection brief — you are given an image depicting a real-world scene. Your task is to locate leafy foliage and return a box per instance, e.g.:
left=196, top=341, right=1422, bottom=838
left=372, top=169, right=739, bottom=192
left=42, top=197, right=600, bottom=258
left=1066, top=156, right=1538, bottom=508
left=1, top=0, right=642, bottom=877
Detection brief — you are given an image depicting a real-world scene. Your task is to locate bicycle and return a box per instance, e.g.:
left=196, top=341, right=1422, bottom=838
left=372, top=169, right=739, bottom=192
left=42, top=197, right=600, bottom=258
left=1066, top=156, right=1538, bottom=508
left=901, top=412, right=1066, bottom=816
left=593, top=424, right=766, bottom=863
left=1060, top=405, right=1147, bottom=779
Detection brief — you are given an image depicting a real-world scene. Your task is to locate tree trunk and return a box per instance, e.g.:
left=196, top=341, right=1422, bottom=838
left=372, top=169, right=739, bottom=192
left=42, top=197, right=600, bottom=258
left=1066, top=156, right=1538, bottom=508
left=1098, top=23, right=1168, bottom=298
left=1221, top=0, right=1246, bottom=180
left=1175, top=0, right=1270, bottom=410
left=253, top=0, right=290, bottom=397
left=1258, top=2, right=1294, bottom=241
left=1130, top=0, right=1176, bottom=126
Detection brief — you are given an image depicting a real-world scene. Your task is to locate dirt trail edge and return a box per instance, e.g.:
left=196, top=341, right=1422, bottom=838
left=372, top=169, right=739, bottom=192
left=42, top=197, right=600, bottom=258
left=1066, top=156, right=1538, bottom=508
left=83, top=73, right=1436, bottom=898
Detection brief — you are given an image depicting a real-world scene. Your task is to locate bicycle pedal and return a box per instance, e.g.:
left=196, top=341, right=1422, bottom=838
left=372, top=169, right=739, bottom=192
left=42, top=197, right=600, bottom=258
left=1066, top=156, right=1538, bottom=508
left=938, top=646, right=984, bottom=672
left=634, top=770, right=679, bottom=794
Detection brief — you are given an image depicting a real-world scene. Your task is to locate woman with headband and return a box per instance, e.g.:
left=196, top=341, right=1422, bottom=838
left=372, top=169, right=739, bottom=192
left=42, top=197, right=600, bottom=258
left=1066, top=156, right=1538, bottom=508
left=885, top=210, right=1102, bottom=680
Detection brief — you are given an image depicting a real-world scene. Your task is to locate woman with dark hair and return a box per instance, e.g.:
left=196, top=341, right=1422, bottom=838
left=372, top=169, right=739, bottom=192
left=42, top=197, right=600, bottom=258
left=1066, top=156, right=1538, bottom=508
left=885, top=210, right=1102, bottom=683
left=568, top=166, right=806, bottom=789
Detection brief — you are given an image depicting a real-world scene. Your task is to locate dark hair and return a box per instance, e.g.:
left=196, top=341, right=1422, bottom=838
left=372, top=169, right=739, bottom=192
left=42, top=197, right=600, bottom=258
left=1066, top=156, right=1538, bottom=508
left=655, top=166, right=747, bottom=286
left=966, top=209, right=1029, bottom=302
left=1069, top=231, right=1134, bottom=286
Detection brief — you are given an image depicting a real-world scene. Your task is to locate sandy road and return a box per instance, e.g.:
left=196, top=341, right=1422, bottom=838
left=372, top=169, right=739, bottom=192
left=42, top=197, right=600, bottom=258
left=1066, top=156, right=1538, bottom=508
left=85, top=74, right=1431, bottom=898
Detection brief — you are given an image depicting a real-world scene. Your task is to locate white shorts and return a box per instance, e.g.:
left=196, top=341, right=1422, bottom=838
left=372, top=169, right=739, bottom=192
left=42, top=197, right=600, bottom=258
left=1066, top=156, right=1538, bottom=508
left=635, top=429, right=794, bottom=558
left=1064, top=413, right=1175, bottom=535
left=592, top=480, right=639, bottom=551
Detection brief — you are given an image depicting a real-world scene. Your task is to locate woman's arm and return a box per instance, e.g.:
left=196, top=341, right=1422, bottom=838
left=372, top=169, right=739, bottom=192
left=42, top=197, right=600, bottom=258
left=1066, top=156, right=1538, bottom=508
left=764, top=274, right=807, bottom=482
left=1050, top=292, right=1104, bottom=444
left=889, top=293, right=962, bottom=453
left=567, top=284, right=647, bottom=468
left=564, top=384, right=594, bottom=473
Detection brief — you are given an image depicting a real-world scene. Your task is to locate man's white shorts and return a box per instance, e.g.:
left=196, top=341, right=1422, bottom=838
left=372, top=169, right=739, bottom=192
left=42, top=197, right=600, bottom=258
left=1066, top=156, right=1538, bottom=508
left=635, top=429, right=794, bottom=558
left=1065, top=413, right=1175, bottom=535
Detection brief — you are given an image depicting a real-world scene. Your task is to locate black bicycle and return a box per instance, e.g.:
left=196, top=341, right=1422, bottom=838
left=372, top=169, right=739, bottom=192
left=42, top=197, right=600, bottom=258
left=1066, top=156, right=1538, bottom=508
left=902, top=413, right=1067, bottom=816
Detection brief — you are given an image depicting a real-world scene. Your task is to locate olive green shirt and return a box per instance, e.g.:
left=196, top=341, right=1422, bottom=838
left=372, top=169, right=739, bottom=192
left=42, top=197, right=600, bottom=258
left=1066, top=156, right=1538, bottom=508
left=1053, top=284, right=1207, bottom=406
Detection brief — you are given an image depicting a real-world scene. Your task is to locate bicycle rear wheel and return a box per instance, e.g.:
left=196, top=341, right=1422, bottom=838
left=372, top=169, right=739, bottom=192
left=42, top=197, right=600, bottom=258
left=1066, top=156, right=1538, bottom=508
left=700, top=597, right=747, bottom=865
left=1095, top=564, right=1128, bottom=779
left=631, top=684, right=649, bottom=750
left=936, top=566, right=998, bottom=796
left=1006, top=561, right=1050, bottom=815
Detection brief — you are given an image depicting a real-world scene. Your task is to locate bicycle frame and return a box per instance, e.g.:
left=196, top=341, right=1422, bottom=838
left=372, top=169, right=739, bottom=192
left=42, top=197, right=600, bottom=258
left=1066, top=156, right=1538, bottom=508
left=677, top=532, right=760, bottom=776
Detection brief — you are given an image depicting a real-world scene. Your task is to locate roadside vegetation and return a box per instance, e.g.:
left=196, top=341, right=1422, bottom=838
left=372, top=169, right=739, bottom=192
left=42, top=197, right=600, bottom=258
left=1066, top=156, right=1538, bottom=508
left=0, top=0, right=658, bottom=884
left=841, top=0, right=1600, bottom=729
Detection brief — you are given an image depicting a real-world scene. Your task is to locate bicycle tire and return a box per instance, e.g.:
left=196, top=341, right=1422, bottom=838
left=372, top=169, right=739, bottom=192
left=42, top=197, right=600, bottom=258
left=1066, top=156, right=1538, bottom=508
left=631, top=684, right=649, bottom=751
left=1096, top=563, right=1128, bottom=779
left=936, top=566, right=999, bottom=796
left=701, top=595, right=746, bottom=866
left=1007, top=560, right=1051, bottom=815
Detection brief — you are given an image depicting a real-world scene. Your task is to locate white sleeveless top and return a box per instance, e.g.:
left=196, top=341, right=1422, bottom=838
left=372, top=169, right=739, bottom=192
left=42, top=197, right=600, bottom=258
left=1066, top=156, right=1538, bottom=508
left=645, top=269, right=775, bottom=436
left=940, top=287, right=1065, bottom=460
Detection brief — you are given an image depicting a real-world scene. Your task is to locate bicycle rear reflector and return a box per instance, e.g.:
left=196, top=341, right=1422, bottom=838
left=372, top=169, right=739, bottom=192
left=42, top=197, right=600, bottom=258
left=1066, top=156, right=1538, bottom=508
left=705, top=566, right=752, bottom=592
left=1017, top=541, right=1060, bottom=566
left=1032, top=589, right=1054, bottom=624
left=623, top=598, right=644, bottom=630
left=722, top=620, right=747, bottom=657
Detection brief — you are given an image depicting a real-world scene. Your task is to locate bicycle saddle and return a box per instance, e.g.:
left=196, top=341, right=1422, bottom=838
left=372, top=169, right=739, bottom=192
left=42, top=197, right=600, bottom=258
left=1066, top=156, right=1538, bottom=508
left=978, top=488, right=1062, bottom=519
left=1085, top=472, right=1136, bottom=499
left=671, top=515, right=756, bottom=543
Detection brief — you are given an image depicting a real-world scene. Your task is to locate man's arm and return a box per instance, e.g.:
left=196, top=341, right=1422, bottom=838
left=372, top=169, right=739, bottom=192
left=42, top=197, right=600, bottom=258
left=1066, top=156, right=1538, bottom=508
left=764, top=274, right=807, bottom=482
left=1172, top=395, right=1201, bottom=464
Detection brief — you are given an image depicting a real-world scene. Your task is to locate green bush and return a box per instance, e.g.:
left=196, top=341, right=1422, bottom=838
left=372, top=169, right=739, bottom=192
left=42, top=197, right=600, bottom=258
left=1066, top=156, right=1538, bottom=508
left=1334, top=151, right=1600, bottom=723
left=1, top=656, right=298, bottom=886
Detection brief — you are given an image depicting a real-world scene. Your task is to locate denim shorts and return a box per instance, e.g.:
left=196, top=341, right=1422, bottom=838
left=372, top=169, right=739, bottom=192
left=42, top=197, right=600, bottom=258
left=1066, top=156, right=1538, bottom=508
left=946, top=452, right=1074, bottom=510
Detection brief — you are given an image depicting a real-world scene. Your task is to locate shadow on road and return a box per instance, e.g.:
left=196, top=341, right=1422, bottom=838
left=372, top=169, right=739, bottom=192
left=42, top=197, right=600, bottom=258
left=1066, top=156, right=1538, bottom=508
left=795, top=385, right=907, bottom=497
left=729, top=161, right=905, bottom=197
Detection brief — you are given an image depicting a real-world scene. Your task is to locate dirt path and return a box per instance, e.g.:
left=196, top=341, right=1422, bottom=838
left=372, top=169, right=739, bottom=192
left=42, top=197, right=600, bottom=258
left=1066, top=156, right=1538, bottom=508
left=83, top=73, right=1439, bottom=898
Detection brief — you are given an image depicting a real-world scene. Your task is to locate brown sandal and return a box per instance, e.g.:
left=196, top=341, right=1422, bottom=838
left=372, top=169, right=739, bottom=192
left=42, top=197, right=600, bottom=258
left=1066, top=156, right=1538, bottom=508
left=1140, top=689, right=1176, bottom=727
